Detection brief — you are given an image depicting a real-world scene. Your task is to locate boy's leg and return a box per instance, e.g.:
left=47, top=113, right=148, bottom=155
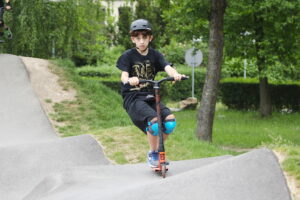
left=147, top=114, right=176, bottom=149
left=162, top=114, right=176, bottom=141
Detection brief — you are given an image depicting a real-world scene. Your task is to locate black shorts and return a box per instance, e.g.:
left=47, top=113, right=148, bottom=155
left=126, top=99, right=172, bottom=134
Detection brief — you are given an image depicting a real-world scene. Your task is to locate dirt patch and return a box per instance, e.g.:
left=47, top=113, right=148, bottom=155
left=20, top=56, right=76, bottom=132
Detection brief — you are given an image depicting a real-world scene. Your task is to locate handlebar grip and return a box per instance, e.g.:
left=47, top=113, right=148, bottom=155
left=181, top=76, right=189, bottom=80
left=165, top=77, right=175, bottom=81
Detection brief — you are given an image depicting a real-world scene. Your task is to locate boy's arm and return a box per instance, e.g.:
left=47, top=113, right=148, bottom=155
left=164, top=65, right=185, bottom=81
left=121, top=71, right=139, bottom=86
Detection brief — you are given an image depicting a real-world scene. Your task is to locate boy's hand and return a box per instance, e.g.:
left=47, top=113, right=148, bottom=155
left=5, top=5, right=11, bottom=10
left=173, top=73, right=186, bottom=81
left=5, top=1, right=11, bottom=10
left=128, top=77, right=139, bottom=86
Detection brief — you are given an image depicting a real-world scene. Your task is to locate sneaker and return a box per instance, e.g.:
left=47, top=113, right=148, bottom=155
left=147, top=150, right=159, bottom=168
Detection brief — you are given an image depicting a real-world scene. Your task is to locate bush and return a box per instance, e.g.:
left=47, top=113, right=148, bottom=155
left=220, top=78, right=260, bottom=110
left=99, top=45, right=125, bottom=66
left=159, top=40, right=188, bottom=65
left=76, top=65, right=120, bottom=78
left=222, top=57, right=258, bottom=78
left=220, top=78, right=300, bottom=111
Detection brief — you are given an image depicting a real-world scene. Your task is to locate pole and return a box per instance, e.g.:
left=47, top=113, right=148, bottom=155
left=243, top=59, right=247, bottom=79
left=192, top=65, right=195, bottom=98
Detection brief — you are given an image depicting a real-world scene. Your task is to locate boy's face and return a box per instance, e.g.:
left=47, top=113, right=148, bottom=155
left=131, top=33, right=153, bottom=52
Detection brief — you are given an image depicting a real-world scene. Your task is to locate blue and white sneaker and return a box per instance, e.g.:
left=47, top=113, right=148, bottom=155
left=147, top=150, right=159, bottom=168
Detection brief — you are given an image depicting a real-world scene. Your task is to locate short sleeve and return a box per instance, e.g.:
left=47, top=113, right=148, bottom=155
left=116, top=51, right=130, bottom=72
left=155, top=50, right=170, bottom=72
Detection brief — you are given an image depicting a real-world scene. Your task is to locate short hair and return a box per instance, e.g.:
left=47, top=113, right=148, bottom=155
left=130, top=30, right=152, bottom=37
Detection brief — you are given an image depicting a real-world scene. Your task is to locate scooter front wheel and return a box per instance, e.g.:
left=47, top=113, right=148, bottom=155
left=161, top=164, right=167, bottom=178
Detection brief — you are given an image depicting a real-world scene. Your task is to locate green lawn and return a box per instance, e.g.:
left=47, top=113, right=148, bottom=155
left=177, top=107, right=299, bottom=149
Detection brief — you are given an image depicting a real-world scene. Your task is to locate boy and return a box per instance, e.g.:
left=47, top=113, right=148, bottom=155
left=116, top=19, right=185, bottom=167
left=0, top=0, right=12, bottom=40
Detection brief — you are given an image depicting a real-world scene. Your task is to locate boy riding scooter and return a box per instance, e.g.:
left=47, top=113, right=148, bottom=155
left=116, top=19, right=186, bottom=168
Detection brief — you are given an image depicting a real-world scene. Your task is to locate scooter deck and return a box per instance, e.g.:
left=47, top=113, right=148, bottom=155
left=153, top=166, right=169, bottom=172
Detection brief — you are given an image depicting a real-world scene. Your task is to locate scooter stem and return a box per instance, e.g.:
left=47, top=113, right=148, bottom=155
left=154, top=83, right=165, bottom=153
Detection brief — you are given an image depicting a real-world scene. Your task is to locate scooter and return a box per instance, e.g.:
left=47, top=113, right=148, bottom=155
left=139, top=76, right=188, bottom=178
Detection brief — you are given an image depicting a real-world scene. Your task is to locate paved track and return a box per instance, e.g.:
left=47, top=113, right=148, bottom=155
left=0, top=54, right=292, bottom=200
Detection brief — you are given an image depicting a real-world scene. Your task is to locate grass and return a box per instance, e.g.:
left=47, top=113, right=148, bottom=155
left=49, top=59, right=300, bottom=187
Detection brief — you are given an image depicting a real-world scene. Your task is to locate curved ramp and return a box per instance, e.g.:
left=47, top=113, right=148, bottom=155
left=0, top=135, right=110, bottom=200
left=24, top=149, right=291, bottom=200
left=0, top=54, right=57, bottom=146
left=0, top=54, right=292, bottom=200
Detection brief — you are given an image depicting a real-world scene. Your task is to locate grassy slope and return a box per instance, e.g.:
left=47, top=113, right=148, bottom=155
left=50, top=59, right=300, bottom=188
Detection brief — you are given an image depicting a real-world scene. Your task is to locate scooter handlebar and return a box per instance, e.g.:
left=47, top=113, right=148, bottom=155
left=139, top=76, right=189, bottom=84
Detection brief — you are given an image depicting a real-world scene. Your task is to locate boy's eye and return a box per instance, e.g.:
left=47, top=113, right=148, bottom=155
left=137, top=36, right=148, bottom=40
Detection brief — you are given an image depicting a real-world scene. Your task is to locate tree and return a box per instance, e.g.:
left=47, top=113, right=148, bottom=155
left=196, top=0, right=227, bottom=141
left=162, top=0, right=209, bottom=43
left=117, top=6, right=133, bottom=50
left=134, top=0, right=165, bottom=47
left=225, top=0, right=300, bottom=117
left=2, top=0, right=108, bottom=63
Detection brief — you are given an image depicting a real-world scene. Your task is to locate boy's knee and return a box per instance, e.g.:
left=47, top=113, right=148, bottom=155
left=146, top=120, right=159, bottom=136
left=163, top=118, right=176, bottom=134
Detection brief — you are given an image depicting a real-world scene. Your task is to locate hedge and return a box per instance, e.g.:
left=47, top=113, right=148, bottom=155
left=220, top=78, right=300, bottom=111
left=78, top=70, right=300, bottom=112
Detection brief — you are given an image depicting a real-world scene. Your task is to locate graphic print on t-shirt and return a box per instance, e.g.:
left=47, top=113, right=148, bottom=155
left=130, top=60, right=154, bottom=91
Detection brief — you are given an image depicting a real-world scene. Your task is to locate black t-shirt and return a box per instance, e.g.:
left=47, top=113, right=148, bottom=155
left=116, top=48, right=169, bottom=109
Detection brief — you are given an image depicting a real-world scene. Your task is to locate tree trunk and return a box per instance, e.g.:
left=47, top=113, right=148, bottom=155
left=253, top=8, right=272, bottom=117
left=259, top=77, right=272, bottom=117
left=196, top=0, right=226, bottom=142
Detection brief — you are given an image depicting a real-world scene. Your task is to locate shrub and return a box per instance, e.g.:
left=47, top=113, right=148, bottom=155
left=76, top=65, right=120, bottom=78
left=220, top=78, right=300, bottom=111
left=159, top=40, right=188, bottom=65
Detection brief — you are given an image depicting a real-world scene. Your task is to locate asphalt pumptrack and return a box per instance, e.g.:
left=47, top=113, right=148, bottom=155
left=0, top=54, right=292, bottom=200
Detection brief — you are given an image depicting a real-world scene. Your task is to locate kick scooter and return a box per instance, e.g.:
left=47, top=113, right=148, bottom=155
left=139, top=76, right=188, bottom=178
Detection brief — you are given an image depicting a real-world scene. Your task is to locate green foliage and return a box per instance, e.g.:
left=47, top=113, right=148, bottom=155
left=220, top=79, right=260, bottom=110
left=98, top=45, right=125, bottom=66
left=162, top=0, right=210, bottom=43
left=134, top=0, right=165, bottom=47
left=71, top=0, right=107, bottom=66
left=225, top=0, right=300, bottom=79
left=158, top=39, right=188, bottom=65
left=4, top=0, right=77, bottom=57
left=76, top=65, right=120, bottom=81
left=2, top=0, right=108, bottom=64
left=160, top=73, right=205, bottom=101
left=222, top=57, right=258, bottom=78
left=220, top=78, right=300, bottom=111
left=116, top=6, right=133, bottom=49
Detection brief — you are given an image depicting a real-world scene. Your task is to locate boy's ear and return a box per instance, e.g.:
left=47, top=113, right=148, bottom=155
left=149, top=35, right=153, bottom=42
left=130, top=36, right=135, bottom=43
